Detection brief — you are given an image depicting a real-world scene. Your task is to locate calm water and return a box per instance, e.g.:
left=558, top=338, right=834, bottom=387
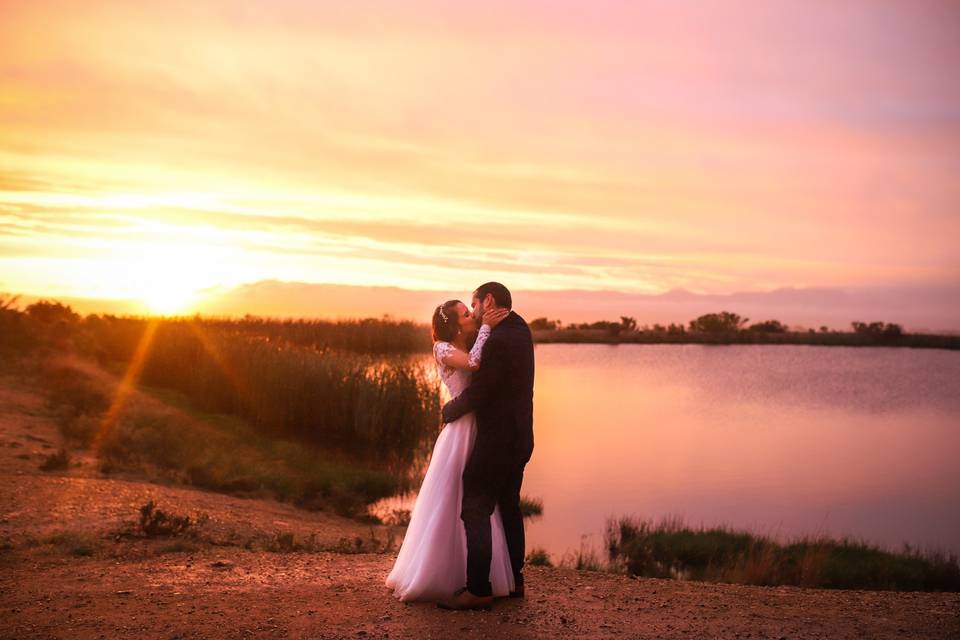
left=523, top=344, right=960, bottom=559
left=385, top=344, right=960, bottom=559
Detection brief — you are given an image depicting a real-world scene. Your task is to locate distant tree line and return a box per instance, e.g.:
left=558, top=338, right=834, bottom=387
left=530, top=311, right=907, bottom=337
left=850, top=320, right=903, bottom=338
left=528, top=310, right=953, bottom=349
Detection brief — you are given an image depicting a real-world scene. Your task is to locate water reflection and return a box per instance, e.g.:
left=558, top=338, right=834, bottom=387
left=378, top=344, right=960, bottom=558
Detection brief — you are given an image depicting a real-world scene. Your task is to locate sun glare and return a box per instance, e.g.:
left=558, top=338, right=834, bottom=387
left=131, top=250, right=204, bottom=316
left=113, top=240, right=238, bottom=317
left=142, top=285, right=195, bottom=315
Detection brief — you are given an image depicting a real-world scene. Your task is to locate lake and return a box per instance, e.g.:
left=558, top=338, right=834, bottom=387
left=383, top=344, right=960, bottom=560
left=523, top=344, right=960, bottom=559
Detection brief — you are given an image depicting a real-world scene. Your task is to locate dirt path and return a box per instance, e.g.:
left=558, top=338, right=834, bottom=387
left=3, top=548, right=958, bottom=640
left=1, top=372, right=958, bottom=639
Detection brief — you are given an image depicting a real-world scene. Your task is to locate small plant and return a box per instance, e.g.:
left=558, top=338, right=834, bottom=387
left=573, top=548, right=603, bottom=571
left=519, top=495, right=543, bottom=520
left=39, top=448, right=70, bottom=471
left=331, top=535, right=373, bottom=554
left=384, top=508, right=411, bottom=527
left=561, top=536, right=604, bottom=571
left=269, top=531, right=298, bottom=553
left=526, top=547, right=552, bottom=567
left=138, top=501, right=192, bottom=537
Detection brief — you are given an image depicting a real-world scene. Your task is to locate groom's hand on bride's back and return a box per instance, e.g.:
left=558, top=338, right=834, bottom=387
left=441, top=394, right=481, bottom=423
left=440, top=391, right=464, bottom=423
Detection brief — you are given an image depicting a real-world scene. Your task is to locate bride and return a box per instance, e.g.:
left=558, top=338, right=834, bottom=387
left=385, top=299, right=515, bottom=602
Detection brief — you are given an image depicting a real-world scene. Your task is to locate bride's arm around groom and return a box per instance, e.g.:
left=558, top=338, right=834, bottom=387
left=441, top=326, right=506, bottom=423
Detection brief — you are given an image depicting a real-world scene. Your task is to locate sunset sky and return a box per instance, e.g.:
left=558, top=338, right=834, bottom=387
left=1, top=0, right=958, bottom=318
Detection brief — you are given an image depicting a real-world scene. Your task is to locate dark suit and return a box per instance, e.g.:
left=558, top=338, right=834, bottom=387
left=442, top=310, right=535, bottom=596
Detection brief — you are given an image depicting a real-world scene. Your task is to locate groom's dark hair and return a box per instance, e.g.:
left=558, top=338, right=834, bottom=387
left=475, top=282, right=512, bottom=310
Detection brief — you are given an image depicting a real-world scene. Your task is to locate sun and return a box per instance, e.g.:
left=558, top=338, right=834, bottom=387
left=123, top=241, right=223, bottom=316
left=142, top=284, right=195, bottom=316
left=97, top=236, right=247, bottom=317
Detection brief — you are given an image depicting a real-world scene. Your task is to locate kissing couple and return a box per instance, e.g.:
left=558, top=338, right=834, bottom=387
left=385, top=281, right=535, bottom=610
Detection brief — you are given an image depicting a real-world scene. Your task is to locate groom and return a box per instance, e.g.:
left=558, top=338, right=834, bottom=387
left=438, top=282, right=535, bottom=610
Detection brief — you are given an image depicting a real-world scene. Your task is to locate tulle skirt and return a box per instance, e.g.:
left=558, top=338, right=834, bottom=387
left=385, top=412, right=515, bottom=602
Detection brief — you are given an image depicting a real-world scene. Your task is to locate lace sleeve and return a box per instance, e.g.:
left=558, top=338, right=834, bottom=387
left=434, top=341, right=455, bottom=366
left=467, top=324, right=492, bottom=369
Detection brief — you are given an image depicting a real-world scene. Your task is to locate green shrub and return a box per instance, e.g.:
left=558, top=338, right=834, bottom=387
left=138, top=501, right=192, bottom=537
left=606, top=516, right=960, bottom=591
left=520, top=495, right=544, bottom=520
left=526, top=547, right=553, bottom=567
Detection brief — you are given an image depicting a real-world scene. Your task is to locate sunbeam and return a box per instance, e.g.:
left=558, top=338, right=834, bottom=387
left=91, top=319, right=159, bottom=454
left=185, top=319, right=252, bottom=405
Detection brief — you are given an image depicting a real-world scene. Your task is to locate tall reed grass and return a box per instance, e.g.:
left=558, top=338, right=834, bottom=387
left=175, top=316, right=431, bottom=354
left=3, top=301, right=444, bottom=513
left=81, top=316, right=440, bottom=469
left=41, top=361, right=401, bottom=514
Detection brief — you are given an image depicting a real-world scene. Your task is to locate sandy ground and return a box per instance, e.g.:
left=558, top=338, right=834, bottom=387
left=1, top=371, right=958, bottom=639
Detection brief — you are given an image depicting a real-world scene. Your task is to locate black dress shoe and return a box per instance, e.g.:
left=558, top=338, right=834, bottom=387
left=437, top=587, right=494, bottom=610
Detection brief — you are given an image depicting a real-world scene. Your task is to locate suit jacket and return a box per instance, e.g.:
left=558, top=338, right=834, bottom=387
left=442, top=310, right=535, bottom=465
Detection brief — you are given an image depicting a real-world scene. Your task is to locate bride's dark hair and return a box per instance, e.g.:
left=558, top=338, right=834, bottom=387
left=432, top=300, right=462, bottom=343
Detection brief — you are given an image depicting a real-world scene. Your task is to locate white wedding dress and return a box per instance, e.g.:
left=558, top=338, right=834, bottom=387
left=385, top=326, right=515, bottom=602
